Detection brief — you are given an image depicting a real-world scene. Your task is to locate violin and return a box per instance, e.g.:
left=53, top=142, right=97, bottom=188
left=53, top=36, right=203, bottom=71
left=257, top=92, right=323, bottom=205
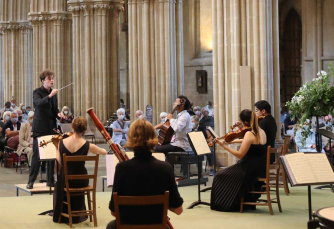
left=207, top=115, right=265, bottom=146
left=39, top=129, right=73, bottom=148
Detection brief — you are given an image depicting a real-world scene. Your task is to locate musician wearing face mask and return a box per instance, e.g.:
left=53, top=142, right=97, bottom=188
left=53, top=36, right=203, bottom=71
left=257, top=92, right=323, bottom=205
left=59, top=106, right=74, bottom=124
left=112, top=108, right=129, bottom=147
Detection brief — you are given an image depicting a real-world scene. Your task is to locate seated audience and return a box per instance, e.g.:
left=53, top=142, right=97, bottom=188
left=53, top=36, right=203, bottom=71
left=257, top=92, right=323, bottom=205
left=112, top=108, right=129, bottom=146
left=107, top=118, right=183, bottom=229
left=284, top=110, right=297, bottom=135
left=20, top=104, right=28, bottom=120
left=295, top=124, right=324, bottom=153
left=26, top=106, right=32, bottom=113
left=207, top=101, right=214, bottom=117
left=135, top=110, right=145, bottom=119
left=0, top=102, right=13, bottom=119
left=16, top=109, right=27, bottom=124
left=17, top=112, right=34, bottom=164
left=155, top=112, right=168, bottom=135
left=53, top=117, right=107, bottom=223
left=0, top=111, right=11, bottom=158
left=10, top=99, right=19, bottom=111
left=193, top=106, right=202, bottom=120
left=324, top=115, right=333, bottom=131
left=191, top=115, right=199, bottom=131
left=197, top=107, right=214, bottom=138
left=59, top=106, right=74, bottom=123
left=211, top=109, right=267, bottom=212
left=2, top=112, right=21, bottom=150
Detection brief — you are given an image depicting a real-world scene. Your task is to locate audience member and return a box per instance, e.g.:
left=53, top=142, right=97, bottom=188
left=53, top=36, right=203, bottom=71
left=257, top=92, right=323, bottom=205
left=154, top=112, right=168, bottom=135
left=0, top=117, right=4, bottom=159
left=207, top=101, right=214, bottom=117
left=0, top=102, right=13, bottom=119
left=193, top=106, right=202, bottom=120
left=112, top=108, right=129, bottom=147
left=191, top=115, right=199, bottom=131
left=16, top=109, right=27, bottom=124
left=59, top=106, right=74, bottom=123
left=2, top=112, right=21, bottom=150
left=284, top=110, right=298, bottom=135
left=17, top=111, right=34, bottom=164
left=120, top=102, right=130, bottom=120
left=135, top=110, right=145, bottom=119
left=26, top=106, right=32, bottom=113
left=107, top=119, right=183, bottom=229
left=197, top=107, right=214, bottom=138
left=11, top=99, right=19, bottom=111
left=19, top=104, right=29, bottom=120
left=295, top=124, right=324, bottom=153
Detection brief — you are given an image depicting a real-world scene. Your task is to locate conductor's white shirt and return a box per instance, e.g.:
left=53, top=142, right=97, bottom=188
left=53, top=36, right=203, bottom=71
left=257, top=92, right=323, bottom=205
left=170, top=110, right=192, bottom=152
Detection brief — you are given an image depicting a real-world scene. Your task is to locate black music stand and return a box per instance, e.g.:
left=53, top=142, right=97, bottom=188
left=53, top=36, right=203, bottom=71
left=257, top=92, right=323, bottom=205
left=314, top=128, right=334, bottom=193
left=186, top=132, right=210, bottom=209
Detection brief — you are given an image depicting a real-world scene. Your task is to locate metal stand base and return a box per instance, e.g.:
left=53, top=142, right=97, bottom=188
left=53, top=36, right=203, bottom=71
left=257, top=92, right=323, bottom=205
left=38, top=209, right=53, bottom=216
left=314, top=184, right=334, bottom=193
left=200, top=187, right=212, bottom=192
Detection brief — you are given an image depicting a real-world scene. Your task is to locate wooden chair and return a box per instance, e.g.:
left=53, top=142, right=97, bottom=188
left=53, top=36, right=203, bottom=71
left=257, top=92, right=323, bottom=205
left=59, top=154, right=99, bottom=228
left=240, top=146, right=282, bottom=215
left=280, top=136, right=290, bottom=195
left=113, top=191, right=169, bottom=229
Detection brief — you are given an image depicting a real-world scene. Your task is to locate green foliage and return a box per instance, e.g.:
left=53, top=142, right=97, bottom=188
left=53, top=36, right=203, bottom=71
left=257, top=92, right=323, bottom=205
left=286, top=63, right=334, bottom=145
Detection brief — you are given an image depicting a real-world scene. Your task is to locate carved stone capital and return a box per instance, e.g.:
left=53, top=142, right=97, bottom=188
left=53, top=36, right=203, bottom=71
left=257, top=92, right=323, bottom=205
left=0, top=22, right=33, bottom=31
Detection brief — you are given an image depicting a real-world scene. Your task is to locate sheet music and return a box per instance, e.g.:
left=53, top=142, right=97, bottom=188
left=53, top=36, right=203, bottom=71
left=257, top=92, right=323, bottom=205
left=38, top=135, right=57, bottom=160
left=281, top=156, right=297, bottom=186
left=285, top=153, right=316, bottom=184
left=306, top=154, right=334, bottom=183
left=188, top=132, right=211, bottom=155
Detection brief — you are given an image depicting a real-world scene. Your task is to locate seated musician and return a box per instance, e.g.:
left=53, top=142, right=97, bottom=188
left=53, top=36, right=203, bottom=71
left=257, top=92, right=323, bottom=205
left=211, top=109, right=267, bottom=212
left=53, top=117, right=107, bottom=224
left=107, top=119, right=183, bottom=229
left=155, top=95, right=193, bottom=155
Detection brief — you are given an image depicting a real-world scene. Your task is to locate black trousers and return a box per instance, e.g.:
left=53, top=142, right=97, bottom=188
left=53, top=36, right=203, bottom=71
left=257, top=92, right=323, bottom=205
left=106, top=220, right=117, bottom=229
left=155, top=144, right=184, bottom=155
left=28, top=137, right=54, bottom=185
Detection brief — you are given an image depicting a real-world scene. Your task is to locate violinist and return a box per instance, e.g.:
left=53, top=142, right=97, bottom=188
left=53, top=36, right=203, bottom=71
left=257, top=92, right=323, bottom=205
left=155, top=95, right=193, bottom=155
left=254, top=100, right=277, bottom=150
left=27, top=70, right=62, bottom=189
left=211, top=109, right=267, bottom=212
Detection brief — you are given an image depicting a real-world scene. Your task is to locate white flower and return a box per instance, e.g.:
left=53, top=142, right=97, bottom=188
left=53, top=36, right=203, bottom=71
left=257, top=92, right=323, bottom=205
left=321, top=70, right=327, bottom=76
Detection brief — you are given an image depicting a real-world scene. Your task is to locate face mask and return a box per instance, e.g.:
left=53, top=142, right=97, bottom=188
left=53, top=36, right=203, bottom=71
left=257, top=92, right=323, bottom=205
left=11, top=118, right=18, bottom=124
left=118, top=115, right=124, bottom=120
left=18, top=116, right=22, bottom=121
left=64, top=111, right=68, bottom=115
left=207, top=105, right=211, bottom=109
left=27, top=110, right=31, bottom=113
left=11, top=103, right=15, bottom=107
left=5, top=116, right=10, bottom=121
left=29, top=119, right=33, bottom=124
left=191, top=122, right=196, bottom=128
left=22, top=106, right=26, bottom=110
left=5, top=108, right=11, bottom=111
left=195, top=111, right=201, bottom=116
left=161, top=118, right=166, bottom=123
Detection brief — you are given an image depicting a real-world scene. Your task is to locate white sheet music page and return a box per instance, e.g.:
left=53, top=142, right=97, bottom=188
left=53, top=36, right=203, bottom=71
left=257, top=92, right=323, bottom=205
left=188, top=132, right=211, bottom=155
left=38, top=135, right=57, bottom=160
left=285, top=153, right=316, bottom=184
left=306, top=154, right=334, bottom=183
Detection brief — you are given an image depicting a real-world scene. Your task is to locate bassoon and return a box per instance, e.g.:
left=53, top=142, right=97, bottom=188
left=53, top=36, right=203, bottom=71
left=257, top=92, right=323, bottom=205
left=86, top=108, right=174, bottom=229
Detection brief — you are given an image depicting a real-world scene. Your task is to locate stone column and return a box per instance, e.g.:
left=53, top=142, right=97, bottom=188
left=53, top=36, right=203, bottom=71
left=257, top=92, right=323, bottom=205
left=212, top=0, right=281, bottom=166
left=29, top=0, right=72, bottom=110
left=128, top=0, right=184, bottom=123
left=0, top=0, right=33, bottom=107
left=68, top=0, right=122, bottom=121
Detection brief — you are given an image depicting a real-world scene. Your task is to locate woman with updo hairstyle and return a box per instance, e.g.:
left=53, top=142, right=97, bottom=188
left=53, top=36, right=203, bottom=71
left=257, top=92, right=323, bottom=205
left=53, top=116, right=107, bottom=224
left=107, top=119, right=184, bottom=229
left=210, top=109, right=267, bottom=212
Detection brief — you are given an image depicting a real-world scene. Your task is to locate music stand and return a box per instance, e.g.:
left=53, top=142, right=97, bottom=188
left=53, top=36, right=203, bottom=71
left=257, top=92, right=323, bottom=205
left=186, top=132, right=211, bottom=209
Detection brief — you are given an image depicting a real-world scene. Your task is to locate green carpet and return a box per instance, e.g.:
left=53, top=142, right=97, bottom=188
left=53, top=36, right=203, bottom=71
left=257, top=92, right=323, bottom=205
left=1, top=185, right=334, bottom=229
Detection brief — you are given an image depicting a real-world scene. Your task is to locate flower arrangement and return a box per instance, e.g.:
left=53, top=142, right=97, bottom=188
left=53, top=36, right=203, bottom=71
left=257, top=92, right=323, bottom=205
left=286, top=63, right=334, bottom=145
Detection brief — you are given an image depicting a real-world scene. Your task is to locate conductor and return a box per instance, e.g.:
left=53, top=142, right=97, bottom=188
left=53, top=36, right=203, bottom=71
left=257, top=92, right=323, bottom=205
left=27, top=70, right=62, bottom=189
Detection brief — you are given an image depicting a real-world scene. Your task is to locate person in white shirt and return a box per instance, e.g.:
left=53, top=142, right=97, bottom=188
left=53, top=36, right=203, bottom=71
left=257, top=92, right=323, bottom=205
left=112, top=108, right=129, bottom=146
left=207, top=101, right=214, bottom=117
left=155, top=95, right=193, bottom=154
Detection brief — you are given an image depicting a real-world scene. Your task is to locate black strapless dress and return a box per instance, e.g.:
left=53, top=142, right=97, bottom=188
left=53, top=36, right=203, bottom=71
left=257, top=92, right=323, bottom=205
left=211, top=144, right=267, bottom=212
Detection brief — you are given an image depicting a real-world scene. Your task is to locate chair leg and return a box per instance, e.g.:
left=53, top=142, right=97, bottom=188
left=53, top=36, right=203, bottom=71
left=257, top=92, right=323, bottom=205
left=16, top=154, right=19, bottom=172
left=93, top=192, right=97, bottom=227
left=240, top=198, right=244, bottom=213
left=66, top=192, right=73, bottom=228
left=276, top=170, right=282, bottom=213
left=266, top=182, right=274, bottom=215
left=87, top=191, right=92, bottom=222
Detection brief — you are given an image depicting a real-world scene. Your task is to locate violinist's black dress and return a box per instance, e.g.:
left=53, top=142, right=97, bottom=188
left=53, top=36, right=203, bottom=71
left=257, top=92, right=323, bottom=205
left=210, top=143, right=267, bottom=212
left=53, top=140, right=89, bottom=223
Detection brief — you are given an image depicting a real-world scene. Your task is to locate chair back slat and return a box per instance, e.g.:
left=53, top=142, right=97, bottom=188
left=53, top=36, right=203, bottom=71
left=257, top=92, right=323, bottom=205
left=114, top=191, right=169, bottom=229
left=67, top=175, right=95, bottom=180
left=64, top=155, right=98, bottom=162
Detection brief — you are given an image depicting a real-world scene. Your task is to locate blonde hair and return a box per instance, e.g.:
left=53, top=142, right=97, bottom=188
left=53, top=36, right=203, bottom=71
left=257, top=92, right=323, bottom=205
left=239, top=109, right=260, bottom=142
left=124, top=119, right=158, bottom=151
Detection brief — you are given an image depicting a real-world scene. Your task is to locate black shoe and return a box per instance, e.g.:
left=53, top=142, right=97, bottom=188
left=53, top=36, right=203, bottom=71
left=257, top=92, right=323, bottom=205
left=26, top=182, right=34, bottom=189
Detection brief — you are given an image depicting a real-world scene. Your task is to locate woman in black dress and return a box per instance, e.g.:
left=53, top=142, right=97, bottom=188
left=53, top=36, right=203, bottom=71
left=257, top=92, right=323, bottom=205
left=210, top=109, right=267, bottom=212
left=53, top=117, right=107, bottom=223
